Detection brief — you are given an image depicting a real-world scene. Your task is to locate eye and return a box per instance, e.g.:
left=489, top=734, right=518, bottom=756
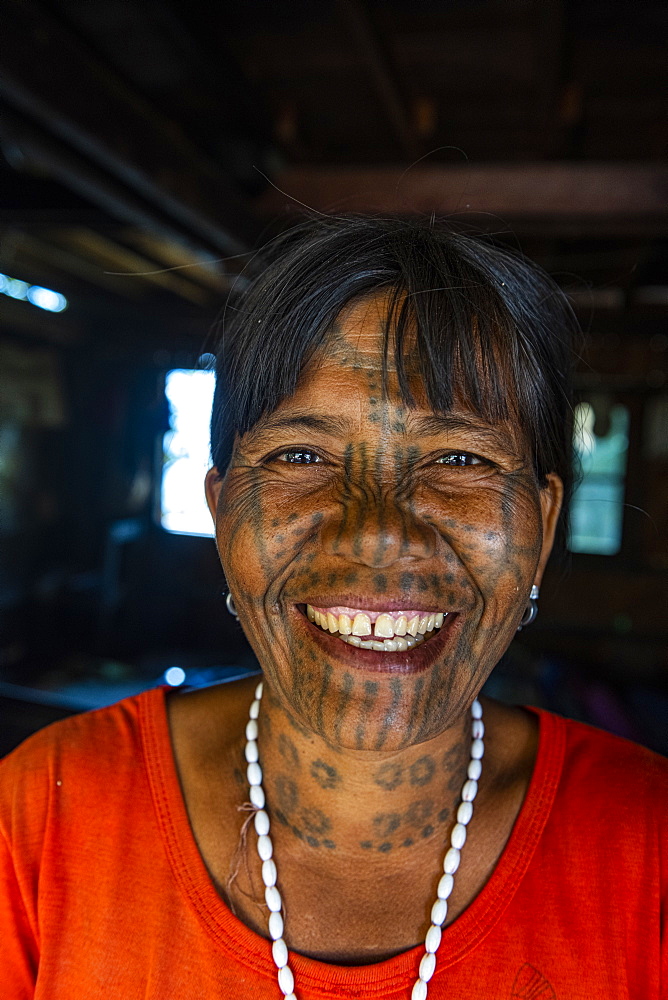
left=435, top=451, right=484, bottom=467
left=276, top=449, right=323, bottom=464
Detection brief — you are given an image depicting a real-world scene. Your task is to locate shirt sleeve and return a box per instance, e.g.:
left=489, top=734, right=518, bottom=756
left=0, top=823, right=38, bottom=999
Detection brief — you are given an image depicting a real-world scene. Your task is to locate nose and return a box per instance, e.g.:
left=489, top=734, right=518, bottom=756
left=320, top=492, right=436, bottom=569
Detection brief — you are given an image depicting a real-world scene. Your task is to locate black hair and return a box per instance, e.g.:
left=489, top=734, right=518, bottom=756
left=211, top=215, right=578, bottom=543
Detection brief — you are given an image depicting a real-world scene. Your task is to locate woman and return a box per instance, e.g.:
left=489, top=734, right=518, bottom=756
left=1, top=217, right=666, bottom=999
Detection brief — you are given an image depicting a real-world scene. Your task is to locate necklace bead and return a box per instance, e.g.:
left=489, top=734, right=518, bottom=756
left=254, top=810, right=270, bottom=836
left=247, top=761, right=262, bottom=786
left=265, top=885, right=282, bottom=912
left=431, top=898, right=448, bottom=926
left=443, top=846, right=461, bottom=874
left=257, top=835, right=273, bottom=861
left=467, top=758, right=482, bottom=781
left=462, top=778, right=478, bottom=801
left=272, top=938, right=289, bottom=967
left=412, top=979, right=428, bottom=1000
left=437, top=873, right=454, bottom=899
left=457, top=801, right=473, bottom=825
left=262, top=859, right=277, bottom=887
left=268, top=911, right=284, bottom=940
left=419, top=951, right=436, bottom=981
left=246, top=689, right=484, bottom=998
left=246, top=719, right=259, bottom=741
left=249, top=784, right=265, bottom=809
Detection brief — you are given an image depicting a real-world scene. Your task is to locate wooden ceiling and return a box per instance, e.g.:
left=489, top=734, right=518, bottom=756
left=1, top=0, right=667, bottom=346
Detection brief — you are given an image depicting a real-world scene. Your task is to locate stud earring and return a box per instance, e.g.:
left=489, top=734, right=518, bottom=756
left=225, top=591, right=239, bottom=619
left=517, top=584, right=539, bottom=631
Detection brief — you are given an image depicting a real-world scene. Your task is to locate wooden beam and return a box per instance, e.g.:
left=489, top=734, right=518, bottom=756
left=0, top=110, right=236, bottom=270
left=254, top=164, right=668, bottom=229
left=53, top=229, right=212, bottom=307
left=2, top=228, right=146, bottom=301
left=0, top=0, right=258, bottom=254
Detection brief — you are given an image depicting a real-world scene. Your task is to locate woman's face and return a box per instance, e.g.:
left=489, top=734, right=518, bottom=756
left=206, top=294, right=562, bottom=751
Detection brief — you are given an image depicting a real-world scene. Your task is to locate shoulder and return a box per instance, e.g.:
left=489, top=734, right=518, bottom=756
left=546, top=708, right=668, bottom=781
left=1, top=687, right=157, bottom=771
left=535, top=707, right=668, bottom=836
left=0, top=688, right=163, bottom=840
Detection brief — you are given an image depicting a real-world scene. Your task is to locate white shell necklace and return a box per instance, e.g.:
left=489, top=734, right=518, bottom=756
left=245, top=681, right=484, bottom=999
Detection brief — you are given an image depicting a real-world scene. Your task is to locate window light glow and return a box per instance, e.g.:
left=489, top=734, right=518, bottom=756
left=161, top=368, right=216, bottom=537
left=0, top=272, right=68, bottom=312
left=569, top=401, right=629, bottom=555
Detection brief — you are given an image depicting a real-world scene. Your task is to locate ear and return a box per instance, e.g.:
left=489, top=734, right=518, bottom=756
left=535, top=473, right=564, bottom=585
left=205, top=467, right=223, bottom=522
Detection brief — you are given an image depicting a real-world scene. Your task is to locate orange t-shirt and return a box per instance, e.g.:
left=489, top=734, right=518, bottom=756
left=0, top=686, right=666, bottom=999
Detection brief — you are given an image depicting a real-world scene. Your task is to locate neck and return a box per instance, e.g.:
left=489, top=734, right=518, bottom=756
left=256, top=680, right=473, bottom=863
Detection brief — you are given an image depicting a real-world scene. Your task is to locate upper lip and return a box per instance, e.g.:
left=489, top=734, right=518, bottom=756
left=298, top=594, right=454, bottom=614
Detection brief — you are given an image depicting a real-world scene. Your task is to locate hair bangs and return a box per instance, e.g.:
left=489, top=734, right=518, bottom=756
left=384, top=269, right=517, bottom=423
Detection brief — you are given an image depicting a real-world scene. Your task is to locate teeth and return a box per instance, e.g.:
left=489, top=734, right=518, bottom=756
left=339, top=613, right=352, bottom=635
left=394, top=615, right=407, bottom=635
left=337, top=631, right=428, bottom=652
left=304, top=604, right=448, bottom=651
left=374, top=613, right=395, bottom=638
left=351, top=613, right=371, bottom=636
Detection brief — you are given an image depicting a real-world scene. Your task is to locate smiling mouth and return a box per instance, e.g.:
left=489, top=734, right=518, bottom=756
left=303, top=604, right=450, bottom=653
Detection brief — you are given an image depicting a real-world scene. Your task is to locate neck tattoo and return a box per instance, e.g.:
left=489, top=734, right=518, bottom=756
left=245, top=682, right=484, bottom=999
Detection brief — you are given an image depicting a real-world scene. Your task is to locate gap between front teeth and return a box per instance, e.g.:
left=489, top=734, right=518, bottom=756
left=305, top=604, right=446, bottom=652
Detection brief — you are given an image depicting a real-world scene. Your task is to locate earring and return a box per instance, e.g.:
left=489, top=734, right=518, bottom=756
left=225, top=591, right=239, bottom=619
left=517, top=584, right=539, bottom=631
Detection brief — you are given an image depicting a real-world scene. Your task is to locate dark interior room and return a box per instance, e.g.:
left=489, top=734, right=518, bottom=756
left=1, top=0, right=667, bottom=759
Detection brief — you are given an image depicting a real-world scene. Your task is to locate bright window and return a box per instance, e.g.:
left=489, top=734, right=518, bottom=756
left=569, top=400, right=629, bottom=555
left=161, top=369, right=216, bottom=536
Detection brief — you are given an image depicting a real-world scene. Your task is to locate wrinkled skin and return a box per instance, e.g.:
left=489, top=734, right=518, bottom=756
left=207, top=294, right=561, bottom=752
left=198, top=293, right=562, bottom=960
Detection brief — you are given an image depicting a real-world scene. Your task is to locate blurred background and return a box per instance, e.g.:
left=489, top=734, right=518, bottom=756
left=0, top=0, right=666, bottom=756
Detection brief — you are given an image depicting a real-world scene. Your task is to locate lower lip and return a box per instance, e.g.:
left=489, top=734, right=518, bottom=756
left=293, top=607, right=460, bottom=674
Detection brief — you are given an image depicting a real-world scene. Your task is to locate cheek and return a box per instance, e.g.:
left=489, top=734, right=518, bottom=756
left=420, top=477, right=544, bottom=596
left=215, top=474, right=324, bottom=602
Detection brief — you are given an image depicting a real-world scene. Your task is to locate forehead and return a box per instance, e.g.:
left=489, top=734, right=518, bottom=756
left=314, top=293, right=409, bottom=376
left=290, top=292, right=426, bottom=419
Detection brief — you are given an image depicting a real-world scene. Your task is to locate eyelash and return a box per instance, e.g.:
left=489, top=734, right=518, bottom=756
left=435, top=452, right=485, bottom=467
left=276, top=449, right=324, bottom=464
left=274, top=450, right=487, bottom=467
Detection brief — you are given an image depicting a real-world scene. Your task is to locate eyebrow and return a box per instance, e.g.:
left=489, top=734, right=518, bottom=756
left=407, top=414, right=515, bottom=451
left=246, top=412, right=350, bottom=437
